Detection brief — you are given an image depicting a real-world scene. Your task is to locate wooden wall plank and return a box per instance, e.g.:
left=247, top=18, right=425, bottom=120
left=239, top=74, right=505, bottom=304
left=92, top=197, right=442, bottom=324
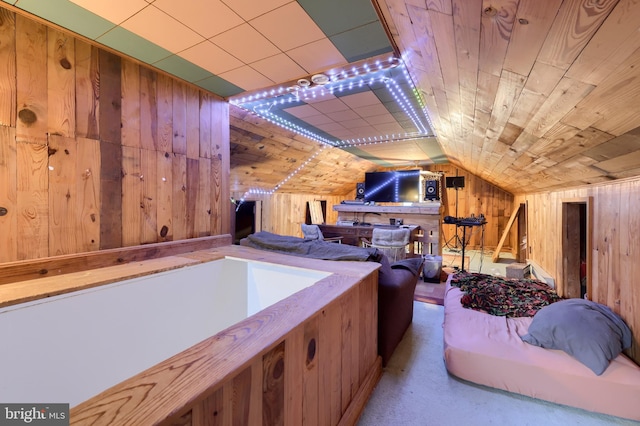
left=16, top=15, right=47, bottom=145
left=186, top=158, right=199, bottom=239
left=157, top=151, right=173, bottom=242
left=140, top=67, right=157, bottom=151
left=121, top=59, right=141, bottom=148
left=211, top=99, right=230, bottom=235
left=75, top=40, right=99, bottom=140
left=48, top=136, right=77, bottom=255
left=98, top=50, right=121, bottom=144
left=196, top=158, right=211, bottom=237
left=318, top=301, right=341, bottom=426
left=76, top=137, right=100, bottom=253
left=186, top=85, right=200, bottom=159
left=47, top=28, right=75, bottom=138
left=302, top=316, right=319, bottom=426
left=231, top=366, right=252, bottom=426
left=0, top=127, right=17, bottom=262
left=16, top=142, right=48, bottom=259
left=263, top=341, right=285, bottom=426
left=285, top=327, right=304, bottom=426
left=192, top=386, right=224, bottom=426
left=172, top=80, right=187, bottom=155
left=2, top=9, right=230, bottom=263
left=0, top=8, right=16, bottom=127
left=340, top=290, right=354, bottom=414
left=122, top=146, right=142, bottom=247
left=172, top=153, right=187, bottom=240
left=140, top=148, right=158, bottom=244
left=99, top=140, right=122, bottom=249
left=156, top=73, right=173, bottom=153
left=199, top=93, right=212, bottom=159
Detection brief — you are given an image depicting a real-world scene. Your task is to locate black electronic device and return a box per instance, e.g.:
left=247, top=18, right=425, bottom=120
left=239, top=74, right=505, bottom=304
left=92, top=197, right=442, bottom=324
left=458, top=213, right=486, bottom=226
left=341, top=199, right=365, bottom=205
left=445, top=176, right=465, bottom=189
left=355, top=182, right=365, bottom=199
left=444, top=215, right=459, bottom=224
left=424, top=180, right=439, bottom=200
left=364, top=170, right=420, bottom=203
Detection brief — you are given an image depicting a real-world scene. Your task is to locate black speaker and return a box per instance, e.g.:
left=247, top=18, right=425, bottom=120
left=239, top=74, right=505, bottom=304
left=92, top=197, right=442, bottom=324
left=445, top=176, right=465, bottom=189
left=424, top=180, right=439, bottom=200
left=355, top=182, right=365, bottom=199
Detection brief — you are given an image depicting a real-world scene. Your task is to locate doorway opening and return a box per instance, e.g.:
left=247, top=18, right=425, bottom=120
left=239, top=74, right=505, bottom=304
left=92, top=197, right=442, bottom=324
left=234, top=201, right=256, bottom=244
left=562, top=198, right=592, bottom=299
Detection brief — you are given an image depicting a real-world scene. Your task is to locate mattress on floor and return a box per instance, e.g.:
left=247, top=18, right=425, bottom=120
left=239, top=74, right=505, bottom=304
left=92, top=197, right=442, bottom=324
left=443, top=281, right=640, bottom=421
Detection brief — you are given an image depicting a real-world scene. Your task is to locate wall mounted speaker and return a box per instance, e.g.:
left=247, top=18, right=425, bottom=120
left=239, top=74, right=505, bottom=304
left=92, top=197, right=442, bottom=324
left=356, top=182, right=365, bottom=199
left=424, top=180, right=439, bottom=200
left=445, top=176, right=465, bottom=189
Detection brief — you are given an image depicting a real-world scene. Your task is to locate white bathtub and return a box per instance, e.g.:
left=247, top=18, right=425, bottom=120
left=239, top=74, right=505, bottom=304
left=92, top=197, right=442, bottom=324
left=0, top=257, right=330, bottom=407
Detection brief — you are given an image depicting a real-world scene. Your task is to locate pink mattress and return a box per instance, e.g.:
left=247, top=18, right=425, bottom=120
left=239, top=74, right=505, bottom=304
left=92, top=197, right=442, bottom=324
left=443, top=281, right=640, bottom=421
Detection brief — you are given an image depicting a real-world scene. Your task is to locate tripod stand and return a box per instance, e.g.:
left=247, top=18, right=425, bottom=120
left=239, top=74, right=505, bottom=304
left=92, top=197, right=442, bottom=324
left=444, top=186, right=463, bottom=251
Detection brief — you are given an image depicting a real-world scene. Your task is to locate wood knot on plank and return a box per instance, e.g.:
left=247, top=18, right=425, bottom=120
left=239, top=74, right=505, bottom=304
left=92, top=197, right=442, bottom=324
left=18, top=108, right=37, bottom=124
left=272, top=358, right=284, bottom=380
left=306, top=338, right=316, bottom=366
left=59, top=58, right=72, bottom=69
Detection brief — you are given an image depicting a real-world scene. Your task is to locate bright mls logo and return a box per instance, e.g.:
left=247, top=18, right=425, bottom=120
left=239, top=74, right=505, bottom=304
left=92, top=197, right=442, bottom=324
left=0, top=404, right=69, bottom=425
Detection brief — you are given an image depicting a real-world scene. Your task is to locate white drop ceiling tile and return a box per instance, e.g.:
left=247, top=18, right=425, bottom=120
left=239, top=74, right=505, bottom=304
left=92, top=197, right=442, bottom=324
left=302, top=114, right=336, bottom=126
left=179, top=41, right=244, bottom=74
left=365, top=113, right=398, bottom=125
left=356, top=103, right=390, bottom=118
left=152, top=0, right=243, bottom=38
left=341, top=118, right=370, bottom=128
left=284, top=104, right=322, bottom=119
left=219, top=65, right=275, bottom=91
left=211, top=23, right=280, bottom=64
left=250, top=2, right=325, bottom=52
left=331, top=129, right=357, bottom=139
left=69, top=0, right=149, bottom=24
left=326, top=110, right=360, bottom=122
left=223, top=0, right=290, bottom=21
left=340, top=91, right=381, bottom=108
left=316, top=122, right=348, bottom=132
left=120, top=5, right=204, bottom=53
left=287, top=38, right=347, bottom=75
left=375, top=122, right=405, bottom=134
left=251, top=54, right=306, bottom=84
left=312, top=98, right=350, bottom=114
left=349, top=126, right=379, bottom=138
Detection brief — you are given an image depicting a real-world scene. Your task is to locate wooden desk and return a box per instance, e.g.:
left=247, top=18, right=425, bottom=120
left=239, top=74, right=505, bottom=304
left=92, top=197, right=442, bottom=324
left=319, top=224, right=422, bottom=256
left=332, top=203, right=442, bottom=255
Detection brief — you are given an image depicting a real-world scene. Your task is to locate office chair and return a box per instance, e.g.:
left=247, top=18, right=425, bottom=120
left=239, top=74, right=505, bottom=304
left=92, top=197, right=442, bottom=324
left=301, top=224, right=343, bottom=243
left=362, top=228, right=410, bottom=262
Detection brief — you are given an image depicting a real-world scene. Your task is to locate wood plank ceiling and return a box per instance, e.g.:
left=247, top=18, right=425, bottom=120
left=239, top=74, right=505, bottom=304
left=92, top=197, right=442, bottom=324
left=10, top=0, right=640, bottom=196
left=378, top=0, right=640, bottom=194
left=233, top=0, right=640, bottom=196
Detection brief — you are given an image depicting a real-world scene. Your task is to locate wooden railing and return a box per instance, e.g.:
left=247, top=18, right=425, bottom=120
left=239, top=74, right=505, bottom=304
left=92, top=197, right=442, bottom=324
left=1, top=243, right=382, bottom=425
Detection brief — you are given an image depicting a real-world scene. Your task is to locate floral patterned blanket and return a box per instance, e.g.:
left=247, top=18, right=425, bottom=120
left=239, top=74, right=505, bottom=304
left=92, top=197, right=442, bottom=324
left=450, top=271, right=560, bottom=317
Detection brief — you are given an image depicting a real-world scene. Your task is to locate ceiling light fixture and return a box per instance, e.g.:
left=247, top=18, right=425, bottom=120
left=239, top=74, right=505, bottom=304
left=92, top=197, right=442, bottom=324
left=311, top=74, right=330, bottom=85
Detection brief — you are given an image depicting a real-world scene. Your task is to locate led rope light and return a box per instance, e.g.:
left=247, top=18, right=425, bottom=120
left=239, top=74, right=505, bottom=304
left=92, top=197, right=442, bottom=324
left=230, top=56, right=436, bottom=194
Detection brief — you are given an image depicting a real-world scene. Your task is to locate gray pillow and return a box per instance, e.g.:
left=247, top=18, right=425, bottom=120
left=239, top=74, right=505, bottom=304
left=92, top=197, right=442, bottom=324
left=521, top=298, right=632, bottom=375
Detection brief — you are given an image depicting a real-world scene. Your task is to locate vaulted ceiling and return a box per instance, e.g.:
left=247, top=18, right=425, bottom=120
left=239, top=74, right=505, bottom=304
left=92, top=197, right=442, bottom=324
left=9, top=0, right=640, bottom=196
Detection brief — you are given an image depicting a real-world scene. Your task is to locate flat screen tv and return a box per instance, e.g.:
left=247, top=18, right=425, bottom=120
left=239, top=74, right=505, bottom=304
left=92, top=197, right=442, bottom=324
left=364, top=170, right=421, bottom=203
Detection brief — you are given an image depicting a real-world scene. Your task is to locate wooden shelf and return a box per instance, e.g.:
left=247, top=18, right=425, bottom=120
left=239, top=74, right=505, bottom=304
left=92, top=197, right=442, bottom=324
left=333, top=203, right=441, bottom=215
